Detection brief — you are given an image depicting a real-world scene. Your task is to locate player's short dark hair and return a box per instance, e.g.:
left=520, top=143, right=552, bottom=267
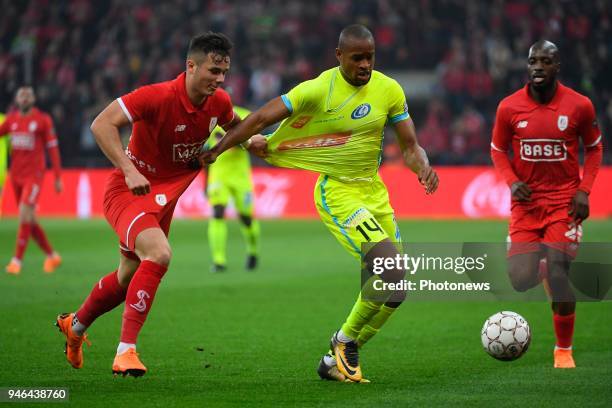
left=187, top=32, right=233, bottom=59
left=528, top=40, right=560, bottom=62
left=338, top=24, right=374, bottom=48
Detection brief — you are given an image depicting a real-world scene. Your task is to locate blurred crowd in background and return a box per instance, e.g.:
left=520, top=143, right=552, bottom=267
left=0, top=0, right=610, bottom=167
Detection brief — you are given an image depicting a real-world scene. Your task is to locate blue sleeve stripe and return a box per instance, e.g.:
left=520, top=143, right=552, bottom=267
left=281, top=94, right=293, bottom=113
left=389, top=112, right=410, bottom=124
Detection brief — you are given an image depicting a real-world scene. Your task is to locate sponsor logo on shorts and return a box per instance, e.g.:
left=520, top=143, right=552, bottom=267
left=557, top=115, right=568, bottom=131
left=517, top=121, right=528, bottom=128
left=175, top=124, right=186, bottom=132
left=290, top=115, right=313, bottom=129
left=277, top=132, right=351, bottom=150
left=173, top=141, right=205, bottom=162
left=129, top=290, right=150, bottom=313
left=565, top=224, right=583, bottom=242
left=519, top=139, right=567, bottom=162
left=155, top=194, right=167, bottom=206
left=351, top=103, right=371, bottom=119
left=343, top=208, right=369, bottom=228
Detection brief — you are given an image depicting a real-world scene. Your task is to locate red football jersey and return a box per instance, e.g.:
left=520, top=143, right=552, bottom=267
left=491, top=83, right=602, bottom=204
left=0, top=107, right=59, bottom=183
left=117, top=72, right=234, bottom=180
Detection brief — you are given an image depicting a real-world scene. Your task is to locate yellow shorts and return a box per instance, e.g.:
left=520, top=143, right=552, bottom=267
left=314, top=174, right=401, bottom=260
left=207, top=170, right=254, bottom=216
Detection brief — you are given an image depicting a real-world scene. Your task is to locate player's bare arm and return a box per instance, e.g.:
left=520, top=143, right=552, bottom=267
left=221, top=112, right=241, bottom=132
left=91, top=100, right=150, bottom=196
left=200, top=97, right=290, bottom=165
left=393, top=117, right=439, bottom=194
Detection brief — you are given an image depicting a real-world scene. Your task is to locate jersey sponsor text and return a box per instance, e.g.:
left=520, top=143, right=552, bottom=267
left=519, top=139, right=567, bottom=162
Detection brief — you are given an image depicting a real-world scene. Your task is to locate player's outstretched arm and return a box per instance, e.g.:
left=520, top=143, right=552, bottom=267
left=91, top=100, right=150, bottom=196
left=394, top=117, right=439, bottom=194
left=201, top=97, right=290, bottom=165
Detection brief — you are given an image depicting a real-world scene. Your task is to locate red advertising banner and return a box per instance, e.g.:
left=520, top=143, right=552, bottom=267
left=2, top=167, right=611, bottom=219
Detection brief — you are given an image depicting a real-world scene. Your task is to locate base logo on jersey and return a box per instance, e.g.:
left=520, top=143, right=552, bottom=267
left=557, top=115, right=568, bottom=131
left=10, top=133, right=35, bottom=150
left=129, top=290, right=150, bottom=313
left=155, top=194, right=167, bottom=206
left=173, top=141, right=205, bottom=162
left=277, top=132, right=351, bottom=150
left=351, top=103, right=371, bottom=119
left=519, top=139, right=567, bottom=162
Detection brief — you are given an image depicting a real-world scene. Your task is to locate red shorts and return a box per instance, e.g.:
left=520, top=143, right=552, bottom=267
left=11, top=178, right=43, bottom=206
left=508, top=202, right=582, bottom=258
left=103, top=170, right=198, bottom=260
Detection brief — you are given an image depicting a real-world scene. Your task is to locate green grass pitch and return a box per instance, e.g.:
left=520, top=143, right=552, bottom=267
left=0, top=218, right=611, bottom=407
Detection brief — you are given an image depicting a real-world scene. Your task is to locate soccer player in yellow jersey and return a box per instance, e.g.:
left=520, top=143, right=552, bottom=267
left=201, top=24, right=439, bottom=382
left=205, top=106, right=260, bottom=272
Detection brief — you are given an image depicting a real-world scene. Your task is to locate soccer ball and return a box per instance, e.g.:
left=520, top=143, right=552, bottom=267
left=481, top=311, right=531, bottom=361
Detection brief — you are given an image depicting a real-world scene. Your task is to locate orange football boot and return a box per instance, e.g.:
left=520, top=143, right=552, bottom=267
left=55, top=313, right=90, bottom=368
left=554, top=348, right=576, bottom=368
left=112, top=348, right=147, bottom=377
left=331, top=332, right=362, bottom=382
left=6, top=259, right=21, bottom=275
left=44, top=253, right=62, bottom=273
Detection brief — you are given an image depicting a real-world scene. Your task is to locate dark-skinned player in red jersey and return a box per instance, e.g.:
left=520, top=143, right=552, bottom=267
left=55, top=32, right=241, bottom=377
left=0, top=86, right=63, bottom=275
left=491, top=40, right=603, bottom=368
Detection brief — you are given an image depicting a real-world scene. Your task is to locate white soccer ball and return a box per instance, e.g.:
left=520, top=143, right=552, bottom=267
left=481, top=311, right=531, bottom=361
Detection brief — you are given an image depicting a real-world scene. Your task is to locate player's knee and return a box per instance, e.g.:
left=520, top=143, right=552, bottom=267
left=19, top=205, right=35, bottom=222
left=508, top=267, right=536, bottom=292
left=239, top=214, right=252, bottom=227
left=144, top=244, right=172, bottom=266
left=507, top=256, right=540, bottom=292
left=212, top=205, right=225, bottom=219
left=547, top=268, right=571, bottom=292
left=386, top=290, right=406, bottom=305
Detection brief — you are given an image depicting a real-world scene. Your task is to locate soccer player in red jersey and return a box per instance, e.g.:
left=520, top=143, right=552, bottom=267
left=55, top=33, right=239, bottom=377
left=0, top=86, right=63, bottom=275
left=491, top=41, right=603, bottom=368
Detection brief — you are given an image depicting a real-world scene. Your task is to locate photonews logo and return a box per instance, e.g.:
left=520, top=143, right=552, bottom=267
left=351, top=103, right=371, bottom=119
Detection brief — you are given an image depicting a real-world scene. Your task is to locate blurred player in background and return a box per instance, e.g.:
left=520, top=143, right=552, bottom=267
left=0, top=86, right=63, bottom=275
left=0, top=112, right=8, bottom=215
left=205, top=106, right=260, bottom=272
left=201, top=24, right=438, bottom=382
left=55, top=32, right=240, bottom=377
left=491, top=40, right=603, bottom=368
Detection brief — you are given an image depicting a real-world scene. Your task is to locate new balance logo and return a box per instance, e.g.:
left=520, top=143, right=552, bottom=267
left=175, top=124, right=186, bottom=132
left=129, top=290, right=151, bottom=313
left=517, top=121, right=528, bottom=128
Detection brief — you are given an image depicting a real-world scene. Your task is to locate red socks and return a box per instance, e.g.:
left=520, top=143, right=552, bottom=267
left=14, top=222, right=32, bottom=260
left=553, top=313, right=575, bottom=349
left=31, top=223, right=53, bottom=255
left=76, top=270, right=128, bottom=327
left=120, top=260, right=168, bottom=344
